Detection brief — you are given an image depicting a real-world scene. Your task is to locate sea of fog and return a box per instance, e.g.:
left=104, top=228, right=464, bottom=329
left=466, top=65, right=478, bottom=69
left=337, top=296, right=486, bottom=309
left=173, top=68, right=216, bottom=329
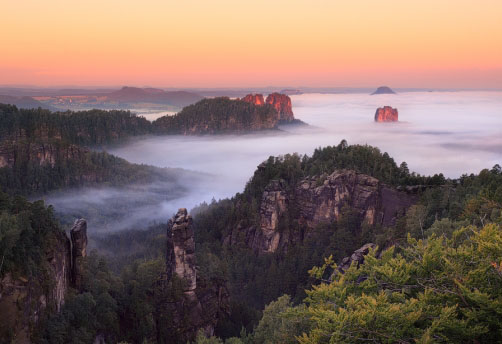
left=47, top=92, right=502, bottom=234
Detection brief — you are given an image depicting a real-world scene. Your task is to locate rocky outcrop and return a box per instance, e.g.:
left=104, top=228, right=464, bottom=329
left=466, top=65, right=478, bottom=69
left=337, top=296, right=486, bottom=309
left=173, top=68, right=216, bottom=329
left=226, top=170, right=416, bottom=254
left=70, top=219, right=87, bottom=290
left=338, top=243, right=376, bottom=273
left=0, top=230, right=71, bottom=343
left=0, top=218, right=88, bottom=343
left=255, top=180, right=288, bottom=253
left=374, top=106, right=398, bottom=122
left=265, top=93, right=294, bottom=122
left=371, top=86, right=396, bottom=95
left=240, top=94, right=265, bottom=106
left=239, top=93, right=295, bottom=123
left=166, top=209, right=197, bottom=294
left=0, top=141, right=88, bottom=169
left=163, top=209, right=229, bottom=343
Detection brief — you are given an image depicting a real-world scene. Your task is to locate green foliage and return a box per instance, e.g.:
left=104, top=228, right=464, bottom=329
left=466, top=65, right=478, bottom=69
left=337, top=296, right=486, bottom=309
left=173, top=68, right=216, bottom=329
left=0, top=191, right=63, bottom=279
left=250, top=295, right=307, bottom=344
left=0, top=103, right=151, bottom=146
left=153, top=97, right=278, bottom=134
left=0, top=140, right=175, bottom=195
left=295, top=224, right=502, bottom=343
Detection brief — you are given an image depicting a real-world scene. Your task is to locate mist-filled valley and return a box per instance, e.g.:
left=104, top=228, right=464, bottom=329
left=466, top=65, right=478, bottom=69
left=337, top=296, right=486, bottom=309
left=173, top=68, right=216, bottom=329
left=44, top=91, right=502, bottom=236
left=2, top=89, right=502, bottom=344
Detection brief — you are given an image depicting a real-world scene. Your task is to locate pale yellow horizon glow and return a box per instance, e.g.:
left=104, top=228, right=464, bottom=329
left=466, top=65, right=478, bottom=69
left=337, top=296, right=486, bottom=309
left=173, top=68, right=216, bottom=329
left=1, top=0, right=502, bottom=88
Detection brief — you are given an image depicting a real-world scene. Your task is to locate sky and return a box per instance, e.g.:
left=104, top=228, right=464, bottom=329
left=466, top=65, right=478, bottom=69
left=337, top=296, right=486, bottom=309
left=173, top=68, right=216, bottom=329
left=1, top=0, right=502, bottom=88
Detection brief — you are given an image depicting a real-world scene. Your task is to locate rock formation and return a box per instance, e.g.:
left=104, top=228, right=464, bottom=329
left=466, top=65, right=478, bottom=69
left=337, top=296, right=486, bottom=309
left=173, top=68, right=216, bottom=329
left=239, top=93, right=295, bottom=122
left=70, top=219, right=88, bottom=290
left=338, top=243, right=377, bottom=273
left=240, top=94, right=265, bottom=106
left=0, top=141, right=88, bottom=169
left=371, top=86, right=396, bottom=95
left=374, top=106, right=398, bottom=122
left=225, top=170, right=416, bottom=254
left=163, top=209, right=229, bottom=343
left=166, top=209, right=197, bottom=293
left=0, top=221, right=86, bottom=342
left=265, top=93, right=294, bottom=122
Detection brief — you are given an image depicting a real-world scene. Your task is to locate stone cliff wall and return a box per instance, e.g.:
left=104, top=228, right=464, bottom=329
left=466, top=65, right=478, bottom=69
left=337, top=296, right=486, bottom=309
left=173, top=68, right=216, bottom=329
left=0, top=218, right=88, bottom=343
left=241, top=94, right=265, bottom=106
left=240, top=93, right=295, bottom=122
left=70, top=219, right=88, bottom=291
left=0, top=230, right=71, bottom=343
left=265, top=93, right=294, bottom=122
left=226, top=170, right=417, bottom=254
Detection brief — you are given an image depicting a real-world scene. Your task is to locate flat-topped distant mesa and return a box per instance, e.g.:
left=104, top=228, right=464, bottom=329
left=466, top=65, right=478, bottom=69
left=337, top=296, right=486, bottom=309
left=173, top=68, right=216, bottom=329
left=375, top=106, right=398, bottom=122
left=371, top=86, right=396, bottom=95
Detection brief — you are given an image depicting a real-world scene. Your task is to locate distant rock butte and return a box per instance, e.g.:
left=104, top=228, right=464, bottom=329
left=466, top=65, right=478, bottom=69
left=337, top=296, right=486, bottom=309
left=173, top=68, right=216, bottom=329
left=240, top=92, right=295, bottom=122
left=375, top=106, right=398, bottom=122
left=371, top=86, right=396, bottom=95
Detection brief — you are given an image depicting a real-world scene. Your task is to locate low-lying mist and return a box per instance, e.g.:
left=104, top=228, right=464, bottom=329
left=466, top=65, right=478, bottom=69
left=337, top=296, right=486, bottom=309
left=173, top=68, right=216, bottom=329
left=48, top=91, right=502, bottom=235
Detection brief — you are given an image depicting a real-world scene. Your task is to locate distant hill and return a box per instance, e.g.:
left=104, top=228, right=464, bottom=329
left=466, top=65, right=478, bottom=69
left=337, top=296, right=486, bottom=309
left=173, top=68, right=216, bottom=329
left=153, top=97, right=281, bottom=134
left=280, top=89, right=303, bottom=95
left=371, top=86, right=396, bottom=95
left=0, top=95, right=57, bottom=110
left=103, top=86, right=204, bottom=107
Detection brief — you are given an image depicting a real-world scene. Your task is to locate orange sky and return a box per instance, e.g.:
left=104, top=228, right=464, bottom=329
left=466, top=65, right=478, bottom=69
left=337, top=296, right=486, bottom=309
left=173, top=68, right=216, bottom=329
left=1, top=0, right=502, bottom=88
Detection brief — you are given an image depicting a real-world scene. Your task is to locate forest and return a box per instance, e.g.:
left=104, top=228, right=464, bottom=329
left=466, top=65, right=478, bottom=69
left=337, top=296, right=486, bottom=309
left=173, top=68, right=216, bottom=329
left=1, top=101, right=501, bottom=343
left=3, top=142, right=496, bottom=343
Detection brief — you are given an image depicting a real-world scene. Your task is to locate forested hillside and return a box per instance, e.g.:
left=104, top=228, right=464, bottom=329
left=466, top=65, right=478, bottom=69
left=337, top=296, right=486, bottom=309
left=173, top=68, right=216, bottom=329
left=83, top=142, right=502, bottom=343
left=1, top=101, right=501, bottom=344
left=153, top=97, right=280, bottom=134
left=0, top=104, right=193, bottom=196
left=0, top=104, right=151, bottom=146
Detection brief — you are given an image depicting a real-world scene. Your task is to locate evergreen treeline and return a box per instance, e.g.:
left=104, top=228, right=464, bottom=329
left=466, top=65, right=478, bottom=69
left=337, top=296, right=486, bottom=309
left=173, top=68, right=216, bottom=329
left=0, top=104, right=151, bottom=146
left=0, top=97, right=280, bottom=147
left=0, top=139, right=178, bottom=196
left=2, top=137, right=502, bottom=343
left=152, top=97, right=278, bottom=134
left=83, top=142, right=501, bottom=343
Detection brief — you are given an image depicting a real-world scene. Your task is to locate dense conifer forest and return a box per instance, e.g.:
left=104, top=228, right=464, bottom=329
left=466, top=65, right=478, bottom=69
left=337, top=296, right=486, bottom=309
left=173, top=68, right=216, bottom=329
left=1, top=101, right=501, bottom=343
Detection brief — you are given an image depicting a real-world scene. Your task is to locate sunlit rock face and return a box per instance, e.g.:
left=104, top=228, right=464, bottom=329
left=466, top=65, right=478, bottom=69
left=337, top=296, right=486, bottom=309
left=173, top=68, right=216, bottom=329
left=265, top=93, right=294, bottom=121
left=226, top=170, right=416, bottom=254
left=374, top=106, right=398, bottom=122
left=241, top=94, right=265, bottom=106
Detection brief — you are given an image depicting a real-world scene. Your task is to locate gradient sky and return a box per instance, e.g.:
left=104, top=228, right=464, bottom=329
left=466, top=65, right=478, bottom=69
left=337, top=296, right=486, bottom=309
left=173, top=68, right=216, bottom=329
left=1, top=0, right=502, bottom=88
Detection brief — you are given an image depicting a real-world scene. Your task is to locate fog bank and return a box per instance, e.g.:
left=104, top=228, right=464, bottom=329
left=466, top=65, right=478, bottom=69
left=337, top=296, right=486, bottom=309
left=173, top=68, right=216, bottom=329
left=50, top=91, right=502, bottom=234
